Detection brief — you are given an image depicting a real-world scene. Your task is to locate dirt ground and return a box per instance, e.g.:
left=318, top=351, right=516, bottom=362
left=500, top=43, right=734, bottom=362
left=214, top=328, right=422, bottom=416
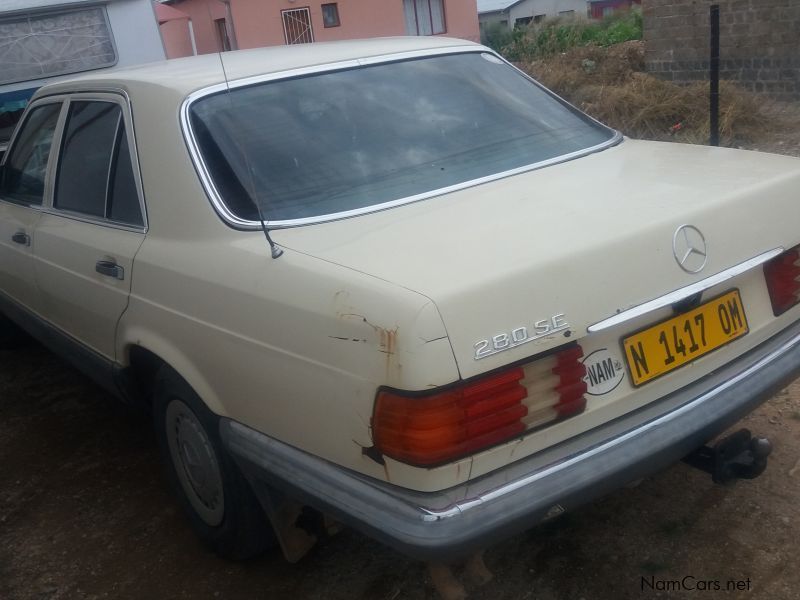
left=2, top=96, right=800, bottom=600
left=1, top=325, right=799, bottom=600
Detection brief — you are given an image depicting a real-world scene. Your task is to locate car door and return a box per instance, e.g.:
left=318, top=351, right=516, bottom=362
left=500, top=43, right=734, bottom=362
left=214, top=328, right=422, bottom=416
left=33, top=94, right=147, bottom=360
left=0, top=100, right=63, bottom=313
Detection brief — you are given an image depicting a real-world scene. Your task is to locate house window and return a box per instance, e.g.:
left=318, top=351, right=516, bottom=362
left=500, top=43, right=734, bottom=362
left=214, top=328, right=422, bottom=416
left=533, top=14, right=546, bottom=24
left=403, top=0, right=446, bottom=36
left=515, top=16, right=532, bottom=28
left=602, top=6, right=615, bottom=17
left=215, top=18, right=231, bottom=51
left=0, top=7, right=116, bottom=86
left=321, top=3, right=340, bottom=28
left=282, top=7, right=314, bottom=44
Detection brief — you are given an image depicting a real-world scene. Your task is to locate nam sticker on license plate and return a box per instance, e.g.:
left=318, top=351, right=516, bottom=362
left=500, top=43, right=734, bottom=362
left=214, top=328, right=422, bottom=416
left=623, top=289, right=749, bottom=387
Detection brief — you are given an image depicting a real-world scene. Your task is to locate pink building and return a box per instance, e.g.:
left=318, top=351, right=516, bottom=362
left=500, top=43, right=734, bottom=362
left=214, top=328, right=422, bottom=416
left=156, top=0, right=479, bottom=58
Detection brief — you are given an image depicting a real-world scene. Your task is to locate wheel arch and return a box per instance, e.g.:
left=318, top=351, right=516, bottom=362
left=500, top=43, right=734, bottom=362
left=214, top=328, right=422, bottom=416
left=117, top=329, right=226, bottom=416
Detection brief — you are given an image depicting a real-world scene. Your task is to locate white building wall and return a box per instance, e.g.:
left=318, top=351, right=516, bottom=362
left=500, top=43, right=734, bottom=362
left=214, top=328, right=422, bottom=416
left=106, top=0, right=166, bottom=67
left=480, top=0, right=588, bottom=30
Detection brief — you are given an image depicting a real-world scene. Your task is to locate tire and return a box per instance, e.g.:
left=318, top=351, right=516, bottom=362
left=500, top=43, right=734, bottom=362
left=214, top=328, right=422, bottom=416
left=0, top=312, right=29, bottom=350
left=153, top=366, right=275, bottom=559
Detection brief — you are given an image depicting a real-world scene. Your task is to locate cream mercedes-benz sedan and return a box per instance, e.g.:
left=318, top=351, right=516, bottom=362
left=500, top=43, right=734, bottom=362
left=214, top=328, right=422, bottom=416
left=0, top=37, right=797, bottom=562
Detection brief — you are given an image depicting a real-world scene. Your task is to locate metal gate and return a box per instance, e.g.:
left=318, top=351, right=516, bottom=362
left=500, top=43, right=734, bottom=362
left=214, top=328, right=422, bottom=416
left=282, top=8, right=314, bottom=45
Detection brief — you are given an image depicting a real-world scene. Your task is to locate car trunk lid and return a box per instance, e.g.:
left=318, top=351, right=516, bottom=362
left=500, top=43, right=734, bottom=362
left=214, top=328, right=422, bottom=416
left=276, top=139, right=800, bottom=380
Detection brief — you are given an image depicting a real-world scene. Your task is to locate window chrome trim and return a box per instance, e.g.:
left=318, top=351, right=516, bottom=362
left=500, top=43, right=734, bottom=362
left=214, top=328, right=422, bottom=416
left=587, top=248, right=785, bottom=333
left=180, top=46, right=623, bottom=230
left=39, top=206, right=146, bottom=234
left=104, top=111, right=124, bottom=219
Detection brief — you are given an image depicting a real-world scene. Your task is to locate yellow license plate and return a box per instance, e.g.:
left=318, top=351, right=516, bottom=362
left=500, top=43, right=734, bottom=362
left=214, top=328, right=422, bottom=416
left=623, top=289, right=748, bottom=387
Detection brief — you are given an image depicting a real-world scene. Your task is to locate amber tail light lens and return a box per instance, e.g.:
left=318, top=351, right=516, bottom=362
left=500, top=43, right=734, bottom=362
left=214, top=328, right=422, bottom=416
left=372, top=345, right=588, bottom=467
left=764, top=246, right=800, bottom=316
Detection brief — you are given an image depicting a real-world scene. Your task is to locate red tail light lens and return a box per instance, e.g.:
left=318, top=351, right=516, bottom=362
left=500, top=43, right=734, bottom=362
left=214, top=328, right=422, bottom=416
left=764, top=246, right=800, bottom=316
left=372, top=345, right=587, bottom=466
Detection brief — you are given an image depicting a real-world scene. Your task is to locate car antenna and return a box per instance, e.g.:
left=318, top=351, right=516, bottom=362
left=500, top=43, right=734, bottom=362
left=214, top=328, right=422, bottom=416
left=214, top=42, right=283, bottom=259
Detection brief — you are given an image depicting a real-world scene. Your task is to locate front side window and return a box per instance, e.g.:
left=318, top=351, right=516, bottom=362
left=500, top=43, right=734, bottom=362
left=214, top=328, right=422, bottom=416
left=188, top=52, right=615, bottom=224
left=403, top=0, right=446, bottom=35
left=1, top=102, right=61, bottom=205
left=55, top=101, right=142, bottom=226
left=0, top=87, right=38, bottom=146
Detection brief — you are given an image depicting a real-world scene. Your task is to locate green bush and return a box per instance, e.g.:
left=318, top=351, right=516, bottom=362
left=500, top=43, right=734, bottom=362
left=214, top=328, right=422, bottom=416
left=499, top=9, right=642, bottom=61
left=480, top=22, right=514, bottom=53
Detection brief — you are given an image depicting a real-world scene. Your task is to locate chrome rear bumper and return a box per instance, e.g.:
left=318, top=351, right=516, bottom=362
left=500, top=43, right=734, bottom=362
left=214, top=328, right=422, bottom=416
left=221, top=318, right=800, bottom=561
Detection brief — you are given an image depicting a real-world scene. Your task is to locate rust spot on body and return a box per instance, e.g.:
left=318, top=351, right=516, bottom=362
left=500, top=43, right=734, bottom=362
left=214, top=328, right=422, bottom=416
left=334, top=310, right=400, bottom=380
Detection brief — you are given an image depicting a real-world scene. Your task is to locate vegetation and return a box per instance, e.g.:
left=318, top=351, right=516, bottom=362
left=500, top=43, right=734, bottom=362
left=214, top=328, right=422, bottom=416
left=481, top=8, right=787, bottom=148
left=481, top=9, right=643, bottom=62
left=520, top=41, right=772, bottom=146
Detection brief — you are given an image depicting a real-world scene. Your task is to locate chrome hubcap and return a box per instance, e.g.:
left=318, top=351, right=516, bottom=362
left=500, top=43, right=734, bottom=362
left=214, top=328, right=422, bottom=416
left=165, top=399, right=224, bottom=526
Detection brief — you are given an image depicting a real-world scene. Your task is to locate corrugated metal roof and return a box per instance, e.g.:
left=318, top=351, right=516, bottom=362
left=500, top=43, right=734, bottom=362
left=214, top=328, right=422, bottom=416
left=477, top=0, right=521, bottom=14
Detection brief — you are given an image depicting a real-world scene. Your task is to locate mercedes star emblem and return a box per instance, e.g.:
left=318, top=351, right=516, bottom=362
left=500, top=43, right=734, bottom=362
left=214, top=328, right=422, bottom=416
left=673, top=224, right=708, bottom=273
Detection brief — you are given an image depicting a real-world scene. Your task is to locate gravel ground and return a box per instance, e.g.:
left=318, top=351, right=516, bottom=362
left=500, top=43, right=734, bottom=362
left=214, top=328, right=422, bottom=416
left=1, top=336, right=799, bottom=600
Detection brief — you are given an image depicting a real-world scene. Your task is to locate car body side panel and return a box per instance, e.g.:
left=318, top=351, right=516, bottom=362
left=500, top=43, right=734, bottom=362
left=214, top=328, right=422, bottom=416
left=0, top=202, right=40, bottom=310
left=33, top=214, right=144, bottom=359
left=116, top=231, right=470, bottom=490
left=120, top=80, right=467, bottom=491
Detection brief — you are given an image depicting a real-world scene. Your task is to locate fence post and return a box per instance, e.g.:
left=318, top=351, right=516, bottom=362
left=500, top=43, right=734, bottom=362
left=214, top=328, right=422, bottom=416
left=710, top=4, right=720, bottom=146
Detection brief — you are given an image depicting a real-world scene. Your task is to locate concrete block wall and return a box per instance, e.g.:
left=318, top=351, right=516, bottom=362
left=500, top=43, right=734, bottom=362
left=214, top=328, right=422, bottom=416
left=643, top=0, right=800, bottom=100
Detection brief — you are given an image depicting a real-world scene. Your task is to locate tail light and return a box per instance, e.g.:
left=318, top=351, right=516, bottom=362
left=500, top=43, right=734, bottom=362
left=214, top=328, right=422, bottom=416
left=764, top=245, right=800, bottom=316
left=372, top=345, right=587, bottom=466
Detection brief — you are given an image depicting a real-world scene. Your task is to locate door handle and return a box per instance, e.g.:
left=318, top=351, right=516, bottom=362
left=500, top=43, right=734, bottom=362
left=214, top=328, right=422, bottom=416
left=11, top=231, right=30, bottom=246
left=95, top=260, right=125, bottom=280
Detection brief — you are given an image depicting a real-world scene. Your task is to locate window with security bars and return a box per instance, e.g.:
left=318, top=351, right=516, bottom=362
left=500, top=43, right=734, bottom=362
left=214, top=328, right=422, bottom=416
left=282, top=8, right=314, bottom=44
left=403, top=0, right=446, bottom=36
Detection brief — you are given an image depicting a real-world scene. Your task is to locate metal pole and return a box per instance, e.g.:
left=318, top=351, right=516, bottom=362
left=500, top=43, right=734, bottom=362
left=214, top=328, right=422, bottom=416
left=710, top=5, right=720, bottom=146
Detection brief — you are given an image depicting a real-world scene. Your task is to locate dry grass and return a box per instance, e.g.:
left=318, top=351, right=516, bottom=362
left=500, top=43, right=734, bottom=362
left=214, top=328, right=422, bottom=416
left=520, top=41, right=777, bottom=147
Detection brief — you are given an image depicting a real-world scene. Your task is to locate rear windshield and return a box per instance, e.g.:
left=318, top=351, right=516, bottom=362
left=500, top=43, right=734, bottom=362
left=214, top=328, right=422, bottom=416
left=188, top=52, right=615, bottom=223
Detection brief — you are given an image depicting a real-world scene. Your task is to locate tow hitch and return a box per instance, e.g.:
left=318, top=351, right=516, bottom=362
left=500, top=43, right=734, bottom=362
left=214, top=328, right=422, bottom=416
left=683, top=429, right=772, bottom=484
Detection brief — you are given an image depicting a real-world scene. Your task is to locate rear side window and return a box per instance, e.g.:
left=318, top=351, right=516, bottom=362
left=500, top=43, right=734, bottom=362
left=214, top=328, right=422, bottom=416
left=0, top=103, right=61, bottom=205
left=55, top=100, right=143, bottom=227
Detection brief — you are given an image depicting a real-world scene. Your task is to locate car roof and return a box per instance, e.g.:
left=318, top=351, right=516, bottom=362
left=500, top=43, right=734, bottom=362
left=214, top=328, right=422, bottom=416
left=34, top=37, right=481, bottom=101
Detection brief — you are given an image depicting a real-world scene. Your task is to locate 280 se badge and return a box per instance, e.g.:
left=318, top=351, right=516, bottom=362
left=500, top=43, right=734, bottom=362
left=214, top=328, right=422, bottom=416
left=474, top=313, right=569, bottom=359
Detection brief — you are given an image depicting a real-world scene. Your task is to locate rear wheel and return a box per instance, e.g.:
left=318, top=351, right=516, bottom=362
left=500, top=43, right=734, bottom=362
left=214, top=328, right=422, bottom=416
left=153, top=367, right=274, bottom=559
